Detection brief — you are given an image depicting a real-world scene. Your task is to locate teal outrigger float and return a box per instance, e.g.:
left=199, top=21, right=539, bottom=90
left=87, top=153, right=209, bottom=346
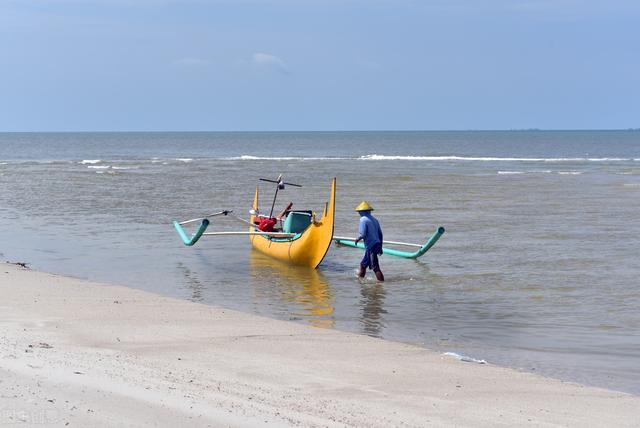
left=333, top=227, right=445, bottom=259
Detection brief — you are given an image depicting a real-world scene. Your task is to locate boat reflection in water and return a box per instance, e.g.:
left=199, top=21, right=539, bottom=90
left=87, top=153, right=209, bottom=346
left=249, top=251, right=335, bottom=328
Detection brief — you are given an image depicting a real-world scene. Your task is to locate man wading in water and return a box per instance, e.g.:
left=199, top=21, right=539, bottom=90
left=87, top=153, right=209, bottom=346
left=354, top=201, right=385, bottom=282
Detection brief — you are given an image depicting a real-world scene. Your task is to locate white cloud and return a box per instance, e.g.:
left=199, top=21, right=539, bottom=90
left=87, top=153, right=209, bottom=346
left=252, top=52, right=289, bottom=74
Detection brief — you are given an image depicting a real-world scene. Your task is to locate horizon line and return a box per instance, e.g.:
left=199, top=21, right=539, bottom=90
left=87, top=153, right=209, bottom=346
left=1, top=128, right=639, bottom=134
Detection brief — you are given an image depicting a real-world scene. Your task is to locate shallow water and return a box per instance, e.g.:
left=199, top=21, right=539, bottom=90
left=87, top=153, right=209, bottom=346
left=1, top=131, right=639, bottom=394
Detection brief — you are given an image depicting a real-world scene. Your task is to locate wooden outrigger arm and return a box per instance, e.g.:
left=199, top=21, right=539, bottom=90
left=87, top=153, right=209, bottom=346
left=334, top=226, right=445, bottom=259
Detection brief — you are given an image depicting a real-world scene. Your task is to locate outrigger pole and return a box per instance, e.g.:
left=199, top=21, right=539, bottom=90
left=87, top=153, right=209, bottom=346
left=178, top=210, right=232, bottom=226
left=203, top=231, right=295, bottom=237
left=334, top=226, right=445, bottom=259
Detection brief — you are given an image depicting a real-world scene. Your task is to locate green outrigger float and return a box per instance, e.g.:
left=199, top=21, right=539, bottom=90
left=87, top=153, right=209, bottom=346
left=333, top=226, right=445, bottom=259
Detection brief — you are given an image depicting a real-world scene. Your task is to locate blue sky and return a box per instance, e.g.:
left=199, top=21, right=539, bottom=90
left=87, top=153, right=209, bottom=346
left=1, top=0, right=638, bottom=131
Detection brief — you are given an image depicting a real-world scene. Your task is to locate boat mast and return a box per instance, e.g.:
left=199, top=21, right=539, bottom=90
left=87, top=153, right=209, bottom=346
left=259, top=174, right=302, bottom=218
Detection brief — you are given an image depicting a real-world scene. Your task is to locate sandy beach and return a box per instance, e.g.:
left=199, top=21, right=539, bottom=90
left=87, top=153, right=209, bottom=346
left=1, top=263, right=638, bottom=427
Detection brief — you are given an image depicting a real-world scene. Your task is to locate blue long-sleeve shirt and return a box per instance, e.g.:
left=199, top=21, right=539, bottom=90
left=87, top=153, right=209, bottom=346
left=358, top=212, right=383, bottom=250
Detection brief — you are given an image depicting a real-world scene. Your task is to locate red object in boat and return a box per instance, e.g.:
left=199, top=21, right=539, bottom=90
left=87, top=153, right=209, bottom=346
left=257, top=218, right=277, bottom=232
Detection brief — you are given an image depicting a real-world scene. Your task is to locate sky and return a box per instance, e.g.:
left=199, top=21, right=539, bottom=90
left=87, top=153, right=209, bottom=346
left=1, top=0, right=639, bottom=131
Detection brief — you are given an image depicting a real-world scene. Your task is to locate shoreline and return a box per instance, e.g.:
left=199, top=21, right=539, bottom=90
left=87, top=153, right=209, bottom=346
left=1, top=263, right=638, bottom=427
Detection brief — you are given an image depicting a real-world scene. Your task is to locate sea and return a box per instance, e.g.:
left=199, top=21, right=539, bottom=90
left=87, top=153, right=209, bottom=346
left=1, top=131, right=639, bottom=394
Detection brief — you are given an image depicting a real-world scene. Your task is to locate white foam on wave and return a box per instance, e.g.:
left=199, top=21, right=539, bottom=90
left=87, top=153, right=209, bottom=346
left=239, top=155, right=297, bottom=160
left=111, top=166, right=136, bottom=170
left=558, top=171, right=583, bottom=175
left=359, top=154, right=634, bottom=162
left=199, top=154, right=639, bottom=162
left=80, top=159, right=101, bottom=164
left=586, top=158, right=631, bottom=162
left=498, top=170, right=555, bottom=175
left=443, top=352, right=487, bottom=364
left=176, top=158, right=194, bottom=163
left=88, top=165, right=110, bottom=169
left=233, top=155, right=348, bottom=161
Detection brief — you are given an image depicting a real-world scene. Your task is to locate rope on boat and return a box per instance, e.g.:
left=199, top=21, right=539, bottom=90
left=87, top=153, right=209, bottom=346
left=227, top=213, right=253, bottom=226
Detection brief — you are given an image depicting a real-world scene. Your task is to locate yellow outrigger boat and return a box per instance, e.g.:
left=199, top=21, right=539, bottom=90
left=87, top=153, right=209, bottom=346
left=173, top=175, right=444, bottom=270
left=249, top=178, right=335, bottom=268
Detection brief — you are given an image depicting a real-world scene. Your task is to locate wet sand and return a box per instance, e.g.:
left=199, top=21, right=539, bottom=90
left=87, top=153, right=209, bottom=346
left=1, top=263, right=638, bottom=427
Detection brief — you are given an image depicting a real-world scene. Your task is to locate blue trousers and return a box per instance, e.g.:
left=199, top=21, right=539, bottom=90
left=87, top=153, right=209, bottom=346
left=361, top=243, right=382, bottom=271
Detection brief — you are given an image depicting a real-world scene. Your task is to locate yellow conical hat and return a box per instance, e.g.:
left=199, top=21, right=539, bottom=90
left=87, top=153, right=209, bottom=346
left=355, top=201, right=374, bottom=211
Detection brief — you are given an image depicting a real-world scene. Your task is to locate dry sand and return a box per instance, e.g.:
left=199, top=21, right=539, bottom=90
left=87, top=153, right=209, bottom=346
left=0, top=263, right=638, bottom=427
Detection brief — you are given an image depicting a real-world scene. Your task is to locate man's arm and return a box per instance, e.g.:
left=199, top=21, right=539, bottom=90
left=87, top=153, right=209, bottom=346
left=354, top=218, right=367, bottom=244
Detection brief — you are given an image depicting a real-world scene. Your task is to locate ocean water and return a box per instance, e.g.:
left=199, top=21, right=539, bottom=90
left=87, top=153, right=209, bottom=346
left=1, top=131, right=639, bottom=394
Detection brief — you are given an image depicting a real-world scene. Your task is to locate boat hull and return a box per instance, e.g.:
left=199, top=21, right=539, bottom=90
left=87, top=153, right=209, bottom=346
left=250, top=178, right=336, bottom=268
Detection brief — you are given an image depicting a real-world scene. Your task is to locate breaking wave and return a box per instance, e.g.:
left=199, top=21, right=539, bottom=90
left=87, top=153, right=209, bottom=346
left=228, top=154, right=637, bottom=162
left=359, top=154, right=636, bottom=162
left=231, top=155, right=349, bottom=161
